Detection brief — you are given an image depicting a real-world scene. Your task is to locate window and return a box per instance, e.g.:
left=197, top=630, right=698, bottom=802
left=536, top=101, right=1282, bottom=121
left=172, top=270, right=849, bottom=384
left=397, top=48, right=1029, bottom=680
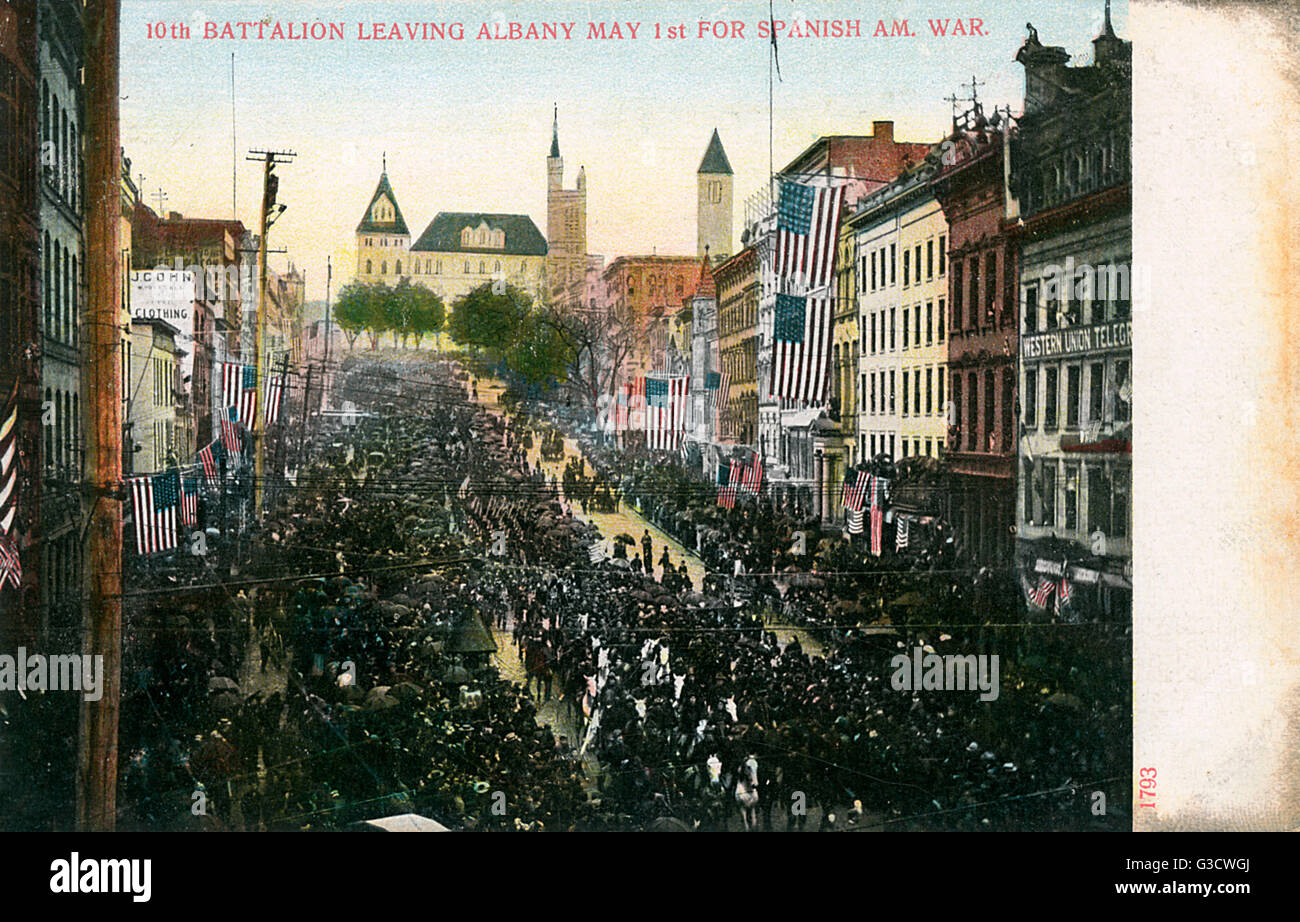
left=889, top=244, right=896, bottom=285
left=925, top=367, right=933, bottom=415
left=1002, top=368, right=1014, bottom=451
left=866, top=373, right=873, bottom=413
left=902, top=439, right=909, bottom=458
left=1066, top=365, right=1081, bottom=428
left=983, top=371, right=995, bottom=451
left=902, top=307, right=909, bottom=349
left=1024, top=283, right=1039, bottom=333
left=938, top=236, right=947, bottom=275
left=1025, top=368, right=1038, bottom=428
left=915, top=245, right=922, bottom=285
left=914, top=370, right=921, bottom=417
left=380, top=261, right=387, bottom=275
left=926, top=302, right=933, bottom=344
left=925, top=438, right=932, bottom=457
left=1089, top=362, right=1104, bottom=421
left=985, top=252, right=997, bottom=321
left=1063, top=465, right=1079, bottom=531
left=1042, top=464, right=1056, bottom=527
left=1088, top=465, right=1112, bottom=534
left=1023, top=460, right=1035, bottom=525
left=951, top=374, right=962, bottom=446
left=870, top=312, right=877, bottom=353
left=395, top=260, right=401, bottom=275
left=938, top=298, right=946, bottom=341
left=1044, top=366, right=1058, bottom=429
left=888, top=370, right=895, bottom=414
left=903, top=249, right=910, bottom=286
left=889, top=308, right=896, bottom=351
left=365, top=260, right=372, bottom=274
left=1046, top=280, right=1058, bottom=330
left=870, top=434, right=877, bottom=457
left=967, top=371, right=978, bottom=451
left=871, top=251, right=877, bottom=290
left=952, top=261, right=964, bottom=329
left=927, top=240, right=934, bottom=279
left=915, top=305, right=921, bottom=346
left=937, top=373, right=945, bottom=418
left=902, top=370, right=909, bottom=415
left=1113, top=467, right=1130, bottom=537
left=1114, top=359, right=1131, bottom=422
left=968, top=257, right=979, bottom=326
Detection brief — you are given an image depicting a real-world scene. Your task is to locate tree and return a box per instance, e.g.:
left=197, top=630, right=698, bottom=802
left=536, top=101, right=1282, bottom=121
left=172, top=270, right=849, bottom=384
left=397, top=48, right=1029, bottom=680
left=505, top=313, right=570, bottom=391
left=405, top=283, right=444, bottom=349
left=448, top=282, right=532, bottom=357
left=332, top=282, right=374, bottom=351
left=540, top=298, right=644, bottom=424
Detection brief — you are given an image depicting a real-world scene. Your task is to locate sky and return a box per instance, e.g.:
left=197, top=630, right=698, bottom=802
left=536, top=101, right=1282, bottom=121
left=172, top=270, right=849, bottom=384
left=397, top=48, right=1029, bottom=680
left=120, top=0, right=1129, bottom=301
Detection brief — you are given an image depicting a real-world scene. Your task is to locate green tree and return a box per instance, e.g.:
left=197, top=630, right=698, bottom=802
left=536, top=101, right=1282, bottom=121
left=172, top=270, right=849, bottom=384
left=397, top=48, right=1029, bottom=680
left=448, top=282, right=531, bottom=357
left=332, top=282, right=374, bottom=351
left=406, top=283, right=445, bottom=349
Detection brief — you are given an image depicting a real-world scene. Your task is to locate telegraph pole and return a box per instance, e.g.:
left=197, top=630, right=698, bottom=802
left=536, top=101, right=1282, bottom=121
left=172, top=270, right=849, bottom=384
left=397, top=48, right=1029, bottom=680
left=78, top=0, right=122, bottom=831
left=245, top=149, right=294, bottom=520
left=323, top=255, right=332, bottom=410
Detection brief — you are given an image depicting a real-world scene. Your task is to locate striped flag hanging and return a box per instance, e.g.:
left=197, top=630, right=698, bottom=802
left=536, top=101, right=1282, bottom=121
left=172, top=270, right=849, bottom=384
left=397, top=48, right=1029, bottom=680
left=180, top=475, right=198, bottom=527
left=769, top=291, right=833, bottom=403
left=645, top=376, right=690, bottom=451
left=0, top=533, right=20, bottom=590
left=741, top=452, right=763, bottom=495
left=1030, top=577, right=1056, bottom=609
left=845, top=507, right=863, bottom=535
left=1054, top=565, right=1073, bottom=617
left=842, top=470, right=869, bottom=512
left=221, top=407, right=242, bottom=458
left=895, top=514, right=910, bottom=551
left=0, top=382, right=18, bottom=536
left=717, top=460, right=740, bottom=509
left=774, top=180, right=845, bottom=289
left=199, top=438, right=224, bottom=485
left=129, top=470, right=180, bottom=555
left=869, top=474, right=890, bottom=557
left=264, top=367, right=286, bottom=427
left=223, top=362, right=258, bottom=427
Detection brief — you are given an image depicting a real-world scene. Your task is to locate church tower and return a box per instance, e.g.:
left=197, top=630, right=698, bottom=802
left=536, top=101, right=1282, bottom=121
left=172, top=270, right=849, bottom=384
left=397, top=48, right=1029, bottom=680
left=355, top=159, right=410, bottom=282
left=545, top=106, right=587, bottom=304
left=697, top=129, right=733, bottom=262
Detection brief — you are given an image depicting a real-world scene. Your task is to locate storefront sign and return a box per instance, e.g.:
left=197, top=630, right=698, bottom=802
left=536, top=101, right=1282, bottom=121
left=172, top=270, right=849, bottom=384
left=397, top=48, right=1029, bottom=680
left=1021, top=320, right=1131, bottom=361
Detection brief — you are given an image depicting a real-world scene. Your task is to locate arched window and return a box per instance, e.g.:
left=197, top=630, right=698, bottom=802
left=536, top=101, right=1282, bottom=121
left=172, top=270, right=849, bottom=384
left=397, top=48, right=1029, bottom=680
left=464, top=261, right=470, bottom=274
left=395, top=260, right=401, bottom=275
left=479, top=261, right=486, bottom=274
left=380, top=261, right=387, bottom=275
left=72, top=393, right=79, bottom=474
left=366, top=260, right=372, bottom=274
left=43, top=232, right=51, bottom=333
left=43, top=387, right=53, bottom=469
left=494, top=260, right=500, bottom=273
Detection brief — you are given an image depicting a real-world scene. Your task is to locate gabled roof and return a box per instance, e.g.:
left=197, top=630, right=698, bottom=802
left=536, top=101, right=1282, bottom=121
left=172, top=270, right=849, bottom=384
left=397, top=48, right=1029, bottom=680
left=698, top=128, right=733, bottom=175
left=356, top=172, right=410, bottom=236
left=410, top=213, right=548, bottom=256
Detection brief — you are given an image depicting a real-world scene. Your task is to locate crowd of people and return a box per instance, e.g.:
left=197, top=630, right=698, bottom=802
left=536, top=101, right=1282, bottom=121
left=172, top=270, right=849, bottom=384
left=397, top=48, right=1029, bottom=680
left=96, top=355, right=1128, bottom=831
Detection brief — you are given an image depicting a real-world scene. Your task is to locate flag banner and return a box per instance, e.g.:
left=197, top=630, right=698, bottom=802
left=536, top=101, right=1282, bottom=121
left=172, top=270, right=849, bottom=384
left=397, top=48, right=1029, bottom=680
left=845, top=507, right=863, bottom=535
left=868, top=474, right=890, bottom=557
left=741, top=452, right=763, bottom=495
left=716, top=460, right=735, bottom=509
left=223, top=362, right=258, bottom=427
left=0, top=383, right=18, bottom=535
left=0, top=532, right=20, bottom=590
left=130, top=470, right=180, bottom=555
left=221, top=407, right=242, bottom=458
left=221, top=361, right=242, bottom=416
left=240, top=363, right=258, bottom=428
left=199, top=439, right=224, bottom=485
left=842, top=470, right=869, bottom=512
left=180, top=476, right=198, bottom=527
left=769, top=291, right=833, bottom=403
left=265, top=368, right=286, bottom=427
left=775, top=180, right=844, bottom=289
left=896, top=514, right=910, bottom=551
left=645, top=376, right=689, bottom=451
left=589, top=542, right=606, bottom=563
left=1055, top=565, right=1074, bottom=618
left=1030, top=577, right=1056, bottom=609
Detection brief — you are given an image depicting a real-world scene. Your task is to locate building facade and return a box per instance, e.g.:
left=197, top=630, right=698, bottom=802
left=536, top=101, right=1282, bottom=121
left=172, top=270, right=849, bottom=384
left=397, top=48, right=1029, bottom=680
left=602, top=255, right=700, bottom=383
left=546, top=108, right=587, bottom=303
left=1012, top=14, right=1132, bottom=618
left=715, top=246, right=758, bottom=447
left=851, top=165, right=950, bottom=471
left=931, top=106, right=1020, bottom=567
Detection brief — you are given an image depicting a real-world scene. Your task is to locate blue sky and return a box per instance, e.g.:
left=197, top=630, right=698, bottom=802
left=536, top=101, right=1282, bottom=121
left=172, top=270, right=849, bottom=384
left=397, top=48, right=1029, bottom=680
left=121, top=0, right=1129, bottom=299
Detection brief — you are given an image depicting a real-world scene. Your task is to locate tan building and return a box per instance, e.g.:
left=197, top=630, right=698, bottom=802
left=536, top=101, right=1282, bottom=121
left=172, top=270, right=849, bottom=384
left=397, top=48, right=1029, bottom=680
left=697, top=129, right=733, bottom=261
left=546, top=107, right=587, bottom=303
left=715, top=246, right=758, bottom=446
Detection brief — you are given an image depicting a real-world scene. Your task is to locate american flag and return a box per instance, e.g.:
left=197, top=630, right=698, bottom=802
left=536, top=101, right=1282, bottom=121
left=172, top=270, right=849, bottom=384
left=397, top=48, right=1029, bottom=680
left=0, top=382, right=18, bottom=537
left=645, top=375, right=689, bottom=451
left=704, top=371, right=730, bottom=425
left=869, top=475, right=890, bottom=557
left=769, top=292, right=833, bottom=403
left=741, top=452, right=763, bottom=495
left=222, top=362, right=258, bottom=427
left=1030, top=577, right=1056, bottom=609
left=264, top=367, right=286, bottom=427
left=845, top=507, right=863, bottom=535
left=199, top=438, right=224, bottom=485
left=895, top=514, right=910, bottom=551
left=775, top=180, right=844, bottom=289
left=129, top=470, right=180, bottom=555
left=717, top=460, right=739, bottom=509
left=614, top=384, right=630, bottom=430
left=180, top=476, right=198, bottom=527
left=1054, top=567, right=1073, bottom=617
left=0, top=533, right=20, bottom=590
left=221, top=407, right=242, bottom=458
left=842, top=470, right=869, bottom=512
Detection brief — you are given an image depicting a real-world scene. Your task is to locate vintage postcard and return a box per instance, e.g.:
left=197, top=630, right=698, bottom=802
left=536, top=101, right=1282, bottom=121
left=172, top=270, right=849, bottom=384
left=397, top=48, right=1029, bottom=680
left=0, top=0, right=1294, bottom=874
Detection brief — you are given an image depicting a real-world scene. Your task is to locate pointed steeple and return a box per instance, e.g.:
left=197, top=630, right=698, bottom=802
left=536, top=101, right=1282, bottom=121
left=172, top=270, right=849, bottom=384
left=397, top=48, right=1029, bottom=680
left=698, top=128, right=733, bottom=175
left=550, top=104, right=560, bottom=159
left=356, top=167, right=409, bottom=236
left=692, top=249, right=717, bottom=301
left=1101, top=0, right=1115, bottom=38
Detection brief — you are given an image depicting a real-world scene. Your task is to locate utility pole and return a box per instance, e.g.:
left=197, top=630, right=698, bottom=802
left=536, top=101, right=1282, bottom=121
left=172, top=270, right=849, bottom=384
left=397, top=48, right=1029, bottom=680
left=323, top=255, right=332, bottom=411
left=298, top=362, right=313, bottom=471
left=245, top=149, right=294, bottom=521
left=78, top=0, right=122, bottom=832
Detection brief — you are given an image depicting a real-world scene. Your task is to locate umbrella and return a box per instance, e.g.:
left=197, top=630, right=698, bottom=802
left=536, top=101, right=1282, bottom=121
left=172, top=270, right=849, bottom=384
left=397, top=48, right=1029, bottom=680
left=208, top=676, right=239, bottom=694
left=440, top=665, right=472, bottom=684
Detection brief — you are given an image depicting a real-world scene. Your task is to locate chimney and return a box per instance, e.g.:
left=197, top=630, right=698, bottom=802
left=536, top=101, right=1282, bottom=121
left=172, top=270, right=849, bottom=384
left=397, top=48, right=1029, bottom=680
left=872, top=120, right=894, bottom=143
left=168, top=211, right=182, bottom=221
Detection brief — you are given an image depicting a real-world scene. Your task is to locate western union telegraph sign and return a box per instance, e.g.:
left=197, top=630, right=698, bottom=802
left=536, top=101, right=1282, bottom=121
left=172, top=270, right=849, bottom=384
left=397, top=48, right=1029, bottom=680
left=1021, top=320, right=1132, bottom=361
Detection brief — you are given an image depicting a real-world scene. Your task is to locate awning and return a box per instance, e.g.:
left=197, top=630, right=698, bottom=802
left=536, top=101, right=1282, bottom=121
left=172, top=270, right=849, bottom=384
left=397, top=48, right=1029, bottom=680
left=780, top=407, right=823, bottom=429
